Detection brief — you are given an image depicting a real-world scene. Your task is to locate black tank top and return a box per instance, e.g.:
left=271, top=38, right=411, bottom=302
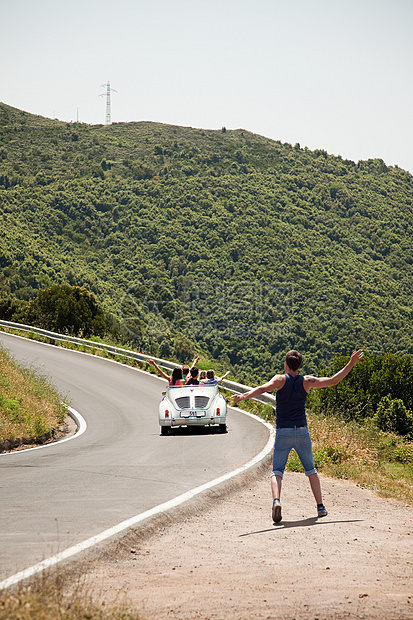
left=275, top=374, right=308, bottom=428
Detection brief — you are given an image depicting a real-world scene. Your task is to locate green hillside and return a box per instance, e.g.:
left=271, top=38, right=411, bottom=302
left=0, top=103, right=412, bottom=383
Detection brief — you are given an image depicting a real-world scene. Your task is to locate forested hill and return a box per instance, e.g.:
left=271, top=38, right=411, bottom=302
left=0, top=102, right=412, bottom=383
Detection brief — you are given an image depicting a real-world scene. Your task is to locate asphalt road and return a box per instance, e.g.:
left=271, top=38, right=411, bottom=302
left=0, top=332, right=270, bottom=582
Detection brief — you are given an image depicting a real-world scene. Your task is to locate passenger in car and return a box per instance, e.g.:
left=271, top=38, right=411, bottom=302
left=186, top=366, right=200, bottom=385
left=200, top=369, right=230, bottom=386
left=146, top=359, right=185, bottom=386
left=182, top=356, right=199, bottom=381
left=199, top=370, right=207, bottom=382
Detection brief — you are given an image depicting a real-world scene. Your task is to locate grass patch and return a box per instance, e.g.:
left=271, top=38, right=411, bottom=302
left=293, top=414, right=413, bottom=502
left=0, top=571, right=142, bottom=620
left=0, top=345, right=67, bottom=448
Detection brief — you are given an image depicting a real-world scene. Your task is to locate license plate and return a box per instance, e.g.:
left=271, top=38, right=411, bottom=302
left=181, top=410, right=206, bottom=418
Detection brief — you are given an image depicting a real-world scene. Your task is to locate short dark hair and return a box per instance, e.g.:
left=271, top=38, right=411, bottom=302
left=206, top=369, right=215, bottom=379
left=190, top=366, right=199, bottom=378
left=285, top=350, right=302, bottom=371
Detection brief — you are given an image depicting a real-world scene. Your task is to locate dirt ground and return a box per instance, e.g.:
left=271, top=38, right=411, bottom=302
left=83, top=465, right=413, bottom=620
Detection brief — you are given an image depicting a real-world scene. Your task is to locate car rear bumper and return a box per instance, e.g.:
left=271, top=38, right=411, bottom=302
left=160, top=416, right=224, bottom=427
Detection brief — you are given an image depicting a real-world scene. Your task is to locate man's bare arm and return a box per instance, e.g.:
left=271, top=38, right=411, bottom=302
left=304, top=349, right=364, bottom=390
left=232, top=374, right=285, bottom=403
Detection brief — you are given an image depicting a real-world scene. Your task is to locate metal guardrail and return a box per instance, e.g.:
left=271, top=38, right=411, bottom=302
left=0, top=320, right=276, bottom=407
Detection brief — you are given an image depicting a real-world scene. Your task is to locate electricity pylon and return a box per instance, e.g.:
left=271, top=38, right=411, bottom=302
left=100, top=81, right=117, bottom=125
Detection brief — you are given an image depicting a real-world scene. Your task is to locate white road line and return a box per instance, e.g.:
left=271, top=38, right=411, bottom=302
left=0, top=410, right=274, bottom=591
left=0, top=407, right=87, bottom=457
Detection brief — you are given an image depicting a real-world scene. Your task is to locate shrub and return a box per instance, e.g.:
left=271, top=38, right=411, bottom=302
left=307, top=352, right=413, bottom=432
left=373, top=395, right=413, bottom=437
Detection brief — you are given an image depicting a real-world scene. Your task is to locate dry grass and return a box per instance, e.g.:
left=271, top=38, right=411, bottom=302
left=289, top=414, right=413, bottom=502
left=0, top=346, right=66, bottom=447
left=308, top=414, right=379, bottom=471
left=0, top=571, right=142, bottom=620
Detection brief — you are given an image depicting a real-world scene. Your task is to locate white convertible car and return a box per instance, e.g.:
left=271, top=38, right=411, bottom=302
left=159, top=384, right=228, bottom=435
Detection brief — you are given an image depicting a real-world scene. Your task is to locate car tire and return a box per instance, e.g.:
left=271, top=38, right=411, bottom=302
left=219, top=423, right=227, bottom=433
left=161, top=426, right=169, bottom=436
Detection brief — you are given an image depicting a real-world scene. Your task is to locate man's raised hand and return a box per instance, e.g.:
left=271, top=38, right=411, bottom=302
left=350, top=350, right=364, bottom=366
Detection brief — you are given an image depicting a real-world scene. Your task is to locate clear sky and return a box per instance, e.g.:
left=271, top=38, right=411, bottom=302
left=2, top=0, right=412, bottom=173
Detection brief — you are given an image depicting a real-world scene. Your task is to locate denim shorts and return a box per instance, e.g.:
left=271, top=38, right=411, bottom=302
left=272, top=426, right=317, bottom=478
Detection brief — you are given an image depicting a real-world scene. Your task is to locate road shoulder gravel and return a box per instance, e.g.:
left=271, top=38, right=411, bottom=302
left=82, top=469, right=413, bottom=620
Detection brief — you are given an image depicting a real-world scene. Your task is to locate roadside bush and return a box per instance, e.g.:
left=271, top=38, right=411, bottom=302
left=307, top=352, right=413, bottom=432
left=372, top=395, right=413, bottom=437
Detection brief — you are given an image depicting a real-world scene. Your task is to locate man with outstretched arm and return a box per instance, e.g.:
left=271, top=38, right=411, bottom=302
left=232, top=349, right=364, bottom=523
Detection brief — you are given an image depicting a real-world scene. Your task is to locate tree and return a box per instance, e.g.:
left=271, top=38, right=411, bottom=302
left=0, top=298, right=29, bottom=323
left=27, top=285, right=111, bottom=338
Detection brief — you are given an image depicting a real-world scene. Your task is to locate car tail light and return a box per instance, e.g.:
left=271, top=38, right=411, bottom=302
left=165, top=410, right=170, bottom=418
left=216, top=408, right=220, bottom=416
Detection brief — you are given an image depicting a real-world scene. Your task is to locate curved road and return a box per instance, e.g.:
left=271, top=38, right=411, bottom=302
left=0, top=332, right=270, bottom=582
